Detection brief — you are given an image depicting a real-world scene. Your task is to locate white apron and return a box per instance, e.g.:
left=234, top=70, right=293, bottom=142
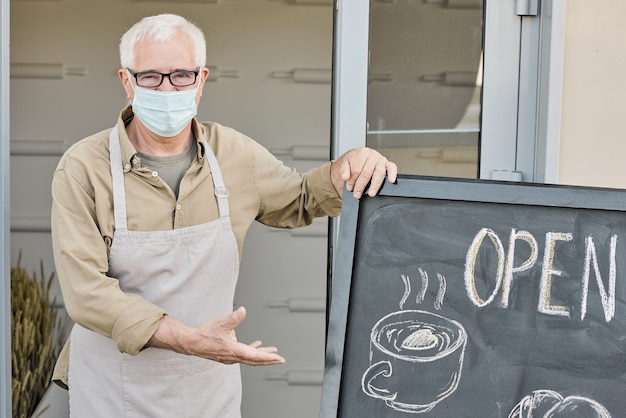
left=68, top=125, right=241, bottom=418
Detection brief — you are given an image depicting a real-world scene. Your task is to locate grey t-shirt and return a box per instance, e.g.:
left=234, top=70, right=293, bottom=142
left=136, top=139, right=196, bottom=197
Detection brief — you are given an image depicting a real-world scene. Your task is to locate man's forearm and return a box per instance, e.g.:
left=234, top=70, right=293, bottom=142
left=146, top=314, right=198, bottom=355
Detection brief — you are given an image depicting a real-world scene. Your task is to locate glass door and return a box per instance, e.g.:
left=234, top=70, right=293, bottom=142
left=366, top=0, right=484, bottom=178
left=331, top=0, right=531, bottom=181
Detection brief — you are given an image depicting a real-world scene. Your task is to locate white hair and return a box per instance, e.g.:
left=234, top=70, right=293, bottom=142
left=119, top=14, right=207, bottom=69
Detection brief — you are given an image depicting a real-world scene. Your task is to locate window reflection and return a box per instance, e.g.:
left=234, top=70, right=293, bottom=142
left=366, top=0, right=484, bottom=177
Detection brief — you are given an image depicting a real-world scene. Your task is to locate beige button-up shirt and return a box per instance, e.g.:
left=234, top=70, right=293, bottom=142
left=51, top=106, right=341, bottom=387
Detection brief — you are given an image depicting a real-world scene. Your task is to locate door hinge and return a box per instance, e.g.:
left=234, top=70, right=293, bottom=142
left=490, top=170, right=524, bottom=182
left=516, top=0, right=539, bottom=16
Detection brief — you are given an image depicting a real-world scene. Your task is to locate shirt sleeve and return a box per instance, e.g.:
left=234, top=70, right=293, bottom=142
left=246, top=138, right=342, bottom=228
left=51, top=151, right=166, bottom=356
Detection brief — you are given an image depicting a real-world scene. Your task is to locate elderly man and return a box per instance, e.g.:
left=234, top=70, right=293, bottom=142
left=51, top=13, right=397, bottom=417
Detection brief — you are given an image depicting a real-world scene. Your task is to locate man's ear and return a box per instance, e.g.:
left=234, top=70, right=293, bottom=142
left=118, top=69, right=134, bottom=101
left=197, top=67, right=210, bottom=97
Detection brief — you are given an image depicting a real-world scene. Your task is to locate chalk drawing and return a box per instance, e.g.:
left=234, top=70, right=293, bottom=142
left=361, top=310, right=467, bottom=414
left=508, top=389, right=611, bottom=418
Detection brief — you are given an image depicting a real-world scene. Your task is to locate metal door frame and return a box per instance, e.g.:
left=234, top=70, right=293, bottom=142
left=330, top=0, right=566, bottom=179
left=330, top=0, right=526, bottom=175
left=1, top=0, right=11, bottom=415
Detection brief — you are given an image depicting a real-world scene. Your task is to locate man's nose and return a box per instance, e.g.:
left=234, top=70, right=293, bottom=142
left=157, top=75, right=177, bottom=91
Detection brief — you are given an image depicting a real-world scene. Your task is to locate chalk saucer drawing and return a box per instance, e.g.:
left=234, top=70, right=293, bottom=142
left=508, top=389, right=611, bottom=418
left=361, top=309, right=467, bottom=414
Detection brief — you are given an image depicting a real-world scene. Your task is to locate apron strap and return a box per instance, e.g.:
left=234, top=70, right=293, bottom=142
left=202, top=140, right=231, bottom=220
left=109, top=124, right=128, bottom=231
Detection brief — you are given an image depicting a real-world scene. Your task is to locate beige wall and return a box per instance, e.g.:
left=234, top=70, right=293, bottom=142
left=559, top=0, right=626, bottom=189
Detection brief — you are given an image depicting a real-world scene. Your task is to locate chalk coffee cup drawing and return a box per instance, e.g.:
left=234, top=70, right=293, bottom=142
left=361, top=310, right=467, bottom=414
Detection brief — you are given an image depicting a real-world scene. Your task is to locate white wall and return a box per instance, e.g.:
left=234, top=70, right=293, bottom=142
left=10, top=0, right=333, bottom=275
left=10, top=1, right=333, bottom=417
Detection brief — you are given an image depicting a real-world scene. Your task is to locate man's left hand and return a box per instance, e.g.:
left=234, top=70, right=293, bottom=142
left=331, top=147, right=398, bottom=199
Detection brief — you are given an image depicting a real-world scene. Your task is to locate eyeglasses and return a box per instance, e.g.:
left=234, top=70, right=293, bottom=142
left=127, top=69, right=200, bottom=88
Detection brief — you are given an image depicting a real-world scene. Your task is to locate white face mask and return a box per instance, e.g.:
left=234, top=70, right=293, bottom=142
left=129, top=77, right=198, bottom=137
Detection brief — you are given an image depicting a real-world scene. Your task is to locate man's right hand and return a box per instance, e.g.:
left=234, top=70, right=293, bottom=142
left=147, top=306, right=286, bottom=366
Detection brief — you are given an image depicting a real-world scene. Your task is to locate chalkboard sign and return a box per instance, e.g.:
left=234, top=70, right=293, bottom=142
left=321, top=175, right=626, bottom=418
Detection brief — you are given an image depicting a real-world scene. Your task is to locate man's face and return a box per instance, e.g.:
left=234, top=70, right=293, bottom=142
left=120, top=34, right=208, bottom=105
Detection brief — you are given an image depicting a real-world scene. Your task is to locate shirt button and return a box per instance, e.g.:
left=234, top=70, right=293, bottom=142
left=176, top=204, right=181, bottom=210
left=152, top=171, right=158, bottom=177
left=124, top=164, right=130, bottom=170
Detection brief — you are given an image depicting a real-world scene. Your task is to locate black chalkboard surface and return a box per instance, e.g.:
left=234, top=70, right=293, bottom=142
left=320, top=175, right=626, bottom=418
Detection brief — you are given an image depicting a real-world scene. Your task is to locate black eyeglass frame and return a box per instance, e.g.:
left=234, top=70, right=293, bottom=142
left=127, top=68, right=201, bottom=88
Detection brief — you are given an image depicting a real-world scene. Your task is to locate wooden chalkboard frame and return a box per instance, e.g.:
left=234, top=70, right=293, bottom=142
left=320, top=174, right=626, bottom=418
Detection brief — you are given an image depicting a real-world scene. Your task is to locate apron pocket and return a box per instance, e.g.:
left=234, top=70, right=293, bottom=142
left=121, top=355, right=237, bottom=418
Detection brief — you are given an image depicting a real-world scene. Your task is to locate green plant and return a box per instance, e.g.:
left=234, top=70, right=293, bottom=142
left=11, top=254, right=65, bottom=418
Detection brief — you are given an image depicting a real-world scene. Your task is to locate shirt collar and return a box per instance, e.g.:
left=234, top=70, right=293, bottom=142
left=117, top=105, right=206, bottom=171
